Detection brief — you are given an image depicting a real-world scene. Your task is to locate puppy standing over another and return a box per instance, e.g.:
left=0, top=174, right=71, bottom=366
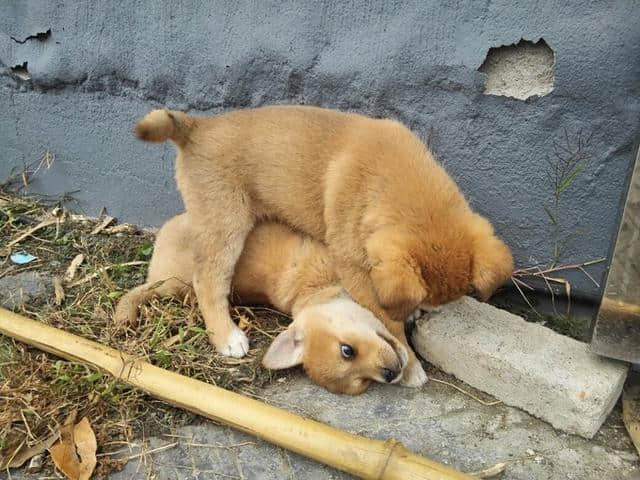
left=134, top=105, right=514, bottom=387
left=115, top=214, right=409, bottom=395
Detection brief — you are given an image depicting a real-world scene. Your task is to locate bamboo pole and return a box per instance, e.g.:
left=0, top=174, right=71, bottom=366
left=0, top=307, right=473, bottom=480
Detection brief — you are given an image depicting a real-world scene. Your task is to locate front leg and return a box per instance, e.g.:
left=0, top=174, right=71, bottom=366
left=385, top=307, right=429, bottom=388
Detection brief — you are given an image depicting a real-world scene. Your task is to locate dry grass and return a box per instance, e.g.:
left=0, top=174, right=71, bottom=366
left=0, top=188, right=289, bottom=475
left=510, top=259, right=604, bottom=317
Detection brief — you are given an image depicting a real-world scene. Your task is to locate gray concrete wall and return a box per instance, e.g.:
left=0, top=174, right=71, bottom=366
left=1, top=1, right=639, bottom=302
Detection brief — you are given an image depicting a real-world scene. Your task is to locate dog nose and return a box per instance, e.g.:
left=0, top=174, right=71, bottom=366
left=381, top=367, right=400, bottom=383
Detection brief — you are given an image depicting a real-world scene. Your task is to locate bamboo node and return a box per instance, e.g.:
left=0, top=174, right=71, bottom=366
left=376, top=438, right=403, bottom=479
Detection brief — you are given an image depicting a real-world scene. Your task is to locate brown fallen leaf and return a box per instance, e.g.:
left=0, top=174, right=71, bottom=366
left=0, top=433, right=59, bottom=469
left=64, top=254, right=85, bottom=282
left=50, top=416, right=97, bottom=480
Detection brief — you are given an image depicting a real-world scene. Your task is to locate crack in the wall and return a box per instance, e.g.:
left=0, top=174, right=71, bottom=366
left=0, top=65, right=482, bottom=115
left=9, top=28, right=51, bottom=44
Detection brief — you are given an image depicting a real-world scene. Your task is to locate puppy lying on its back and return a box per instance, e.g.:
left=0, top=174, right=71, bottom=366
left=115, top=214, right=409, bottom=395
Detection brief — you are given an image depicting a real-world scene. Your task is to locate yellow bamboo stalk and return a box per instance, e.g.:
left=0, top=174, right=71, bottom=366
left=0, top=307, right=473, bottom=480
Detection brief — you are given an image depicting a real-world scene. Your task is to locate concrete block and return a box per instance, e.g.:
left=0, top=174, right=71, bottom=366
left=412, top=296, right=629, bottom=439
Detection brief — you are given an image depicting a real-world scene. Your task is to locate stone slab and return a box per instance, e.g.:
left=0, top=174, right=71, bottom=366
left=412, top=296, right=629, bottom=439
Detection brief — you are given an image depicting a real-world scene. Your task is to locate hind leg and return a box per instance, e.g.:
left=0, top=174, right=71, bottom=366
left=114, top=278, right=190, bottom=327
left=190, top=207, right=254, bottom=358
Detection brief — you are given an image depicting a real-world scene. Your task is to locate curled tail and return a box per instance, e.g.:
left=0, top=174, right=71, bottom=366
left=134, top=109, right=194, bottom=145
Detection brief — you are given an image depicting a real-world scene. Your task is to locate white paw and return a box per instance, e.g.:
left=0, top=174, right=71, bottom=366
left=218, top=328, right=249, bottom=358
left=406, top=305, right=440, bottom=323
left=400, top=361, right=429, bottom=388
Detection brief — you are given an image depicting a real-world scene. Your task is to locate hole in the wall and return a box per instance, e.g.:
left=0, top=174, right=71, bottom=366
left=479, top=38, right=555, bottom=100
left=11, top=62, right=31, bottom=81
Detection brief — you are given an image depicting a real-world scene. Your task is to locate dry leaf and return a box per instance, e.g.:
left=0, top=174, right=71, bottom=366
left=53, top=277, right=65, bottom=305
left=65, top=254, right=85, bottom=282
left=103, top=223, right=137, bottom=234
left=69, top=213, right=93, bottom=223
left=0, top=433, right=58, bottom=469
left=238, top=315, right=250, bottom=331
left=50, top=417, right=97, bottom=480
left=90, top=216, right=115, bottom=235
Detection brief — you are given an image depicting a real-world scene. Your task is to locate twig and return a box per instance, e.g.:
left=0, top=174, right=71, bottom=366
left=126, top=442, right=178, bottom=460
left=510, top=278, right=541, bottom=317
left=90, top=216, right=115, bottom=235
left=430, top=378, right=502, bottom=407
left=511, top=258, right=606, bottom=316
left=513, top=258, right=605, bottom=277
left=577, top=266, right=600, bottom=288
left=3, top=217, right=57, bottom=251
left=184, top=441, right=256, bottom=449
left=467, top=462, right=507, bottom=478
left=68, top=261, right=147, bottom=287
left=511, top=276, right=534, bottom=291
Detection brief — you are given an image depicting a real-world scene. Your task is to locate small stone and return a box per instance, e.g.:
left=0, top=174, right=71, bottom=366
left=526, top=448, right=535, bottom=456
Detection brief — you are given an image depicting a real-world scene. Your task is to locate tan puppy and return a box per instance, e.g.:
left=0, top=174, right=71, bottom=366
left=115, top=214, right=409, bottom=395
left=134, top=105, right=513, bottom=386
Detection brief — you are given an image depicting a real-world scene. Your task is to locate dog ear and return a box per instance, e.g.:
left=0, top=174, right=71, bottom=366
left=262, top=324, right=304, bottom=370
left=366, top=230, right=427, bottom=309
left=470, top=215, right=514, bottom=301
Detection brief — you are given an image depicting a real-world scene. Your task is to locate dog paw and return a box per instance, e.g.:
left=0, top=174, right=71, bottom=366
left=215, top=328, right=250, bottom=358
left=113, top=303, right=137, bottom=328
left=406, top=305, right=440, bottom=324
left=400, top=361, right=429, bottom=388
left=406, top=308, right=424, bottom=323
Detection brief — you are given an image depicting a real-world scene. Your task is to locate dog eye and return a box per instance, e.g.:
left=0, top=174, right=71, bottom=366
left=340, top=344, right=356, bottom=360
